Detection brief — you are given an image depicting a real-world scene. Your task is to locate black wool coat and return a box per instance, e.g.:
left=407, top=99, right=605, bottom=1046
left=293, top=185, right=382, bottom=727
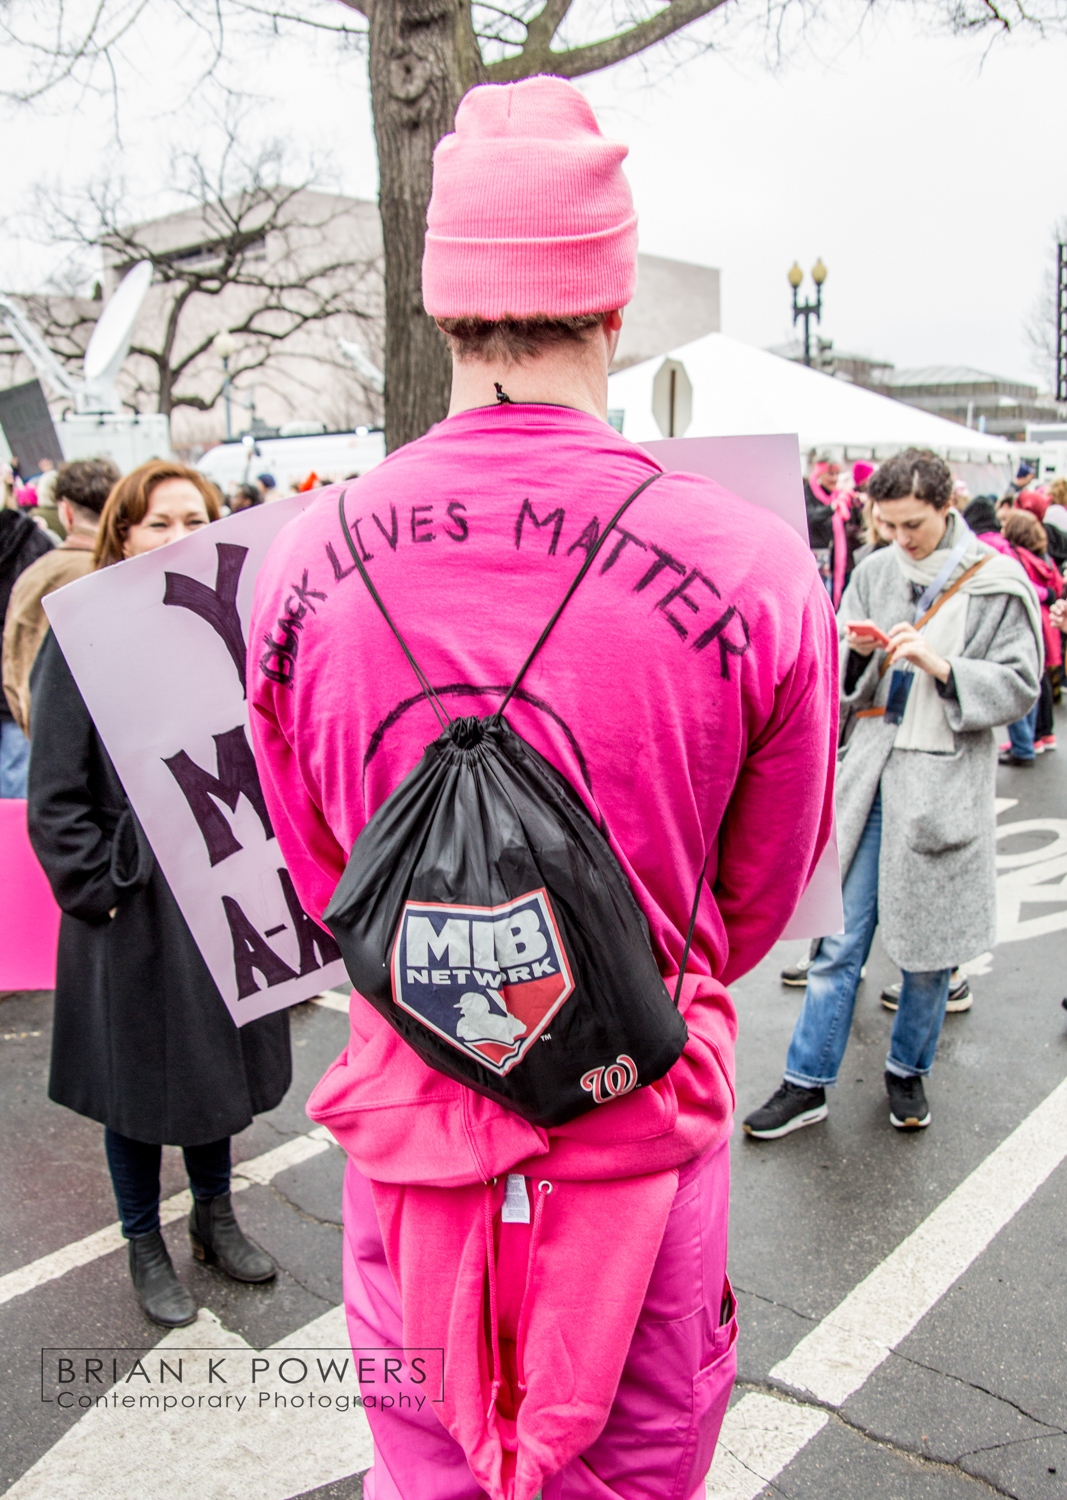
left=27, top=631, right=292, bottom=1146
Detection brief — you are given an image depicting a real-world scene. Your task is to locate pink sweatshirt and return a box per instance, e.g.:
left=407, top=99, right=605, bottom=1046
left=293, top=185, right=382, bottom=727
left=248, top=404, right=837, bottom=1498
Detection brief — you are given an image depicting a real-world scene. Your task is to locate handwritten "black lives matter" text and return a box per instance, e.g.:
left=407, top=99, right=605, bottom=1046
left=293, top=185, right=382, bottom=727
left=290, top=487, right=751, bottom=686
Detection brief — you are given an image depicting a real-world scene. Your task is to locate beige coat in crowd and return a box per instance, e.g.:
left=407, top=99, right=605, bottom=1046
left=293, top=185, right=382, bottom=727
left=2, top=536, right=95, bottom=734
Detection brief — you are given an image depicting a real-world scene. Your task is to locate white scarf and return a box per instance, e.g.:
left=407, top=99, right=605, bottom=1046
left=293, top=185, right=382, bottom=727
left=890, top=510, right=1044, bottom=753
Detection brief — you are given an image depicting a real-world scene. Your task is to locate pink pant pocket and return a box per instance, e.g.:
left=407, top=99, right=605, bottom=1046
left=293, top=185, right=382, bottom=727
left=673, top=1280, right=738, bottom=1500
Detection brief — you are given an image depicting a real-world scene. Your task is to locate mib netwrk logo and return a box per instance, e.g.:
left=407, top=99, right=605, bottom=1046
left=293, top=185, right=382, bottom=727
left=391, top=890, right=574, bottom=1075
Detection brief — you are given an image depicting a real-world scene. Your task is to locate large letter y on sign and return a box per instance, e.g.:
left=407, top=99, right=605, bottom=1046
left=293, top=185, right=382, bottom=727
left=164, top=544, right=249, bottom=695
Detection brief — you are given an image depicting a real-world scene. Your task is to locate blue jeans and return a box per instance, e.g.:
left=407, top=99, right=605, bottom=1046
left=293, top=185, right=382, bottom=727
left=104, top=1129, right=232, bottom=1238
left=0, top=720, right=30, bottom=798
left=1007, top=703, right=1039, bottom=760
left=785, top=792, right=951, bottom=1087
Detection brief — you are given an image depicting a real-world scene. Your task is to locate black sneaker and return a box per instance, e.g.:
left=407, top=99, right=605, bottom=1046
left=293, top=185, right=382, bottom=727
left=743, top=1081, right=828, bottom=1139
left=885, top=1071, right=931, bottom=1130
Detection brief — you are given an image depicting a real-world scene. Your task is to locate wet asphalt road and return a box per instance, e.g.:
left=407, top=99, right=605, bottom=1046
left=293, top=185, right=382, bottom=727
left=1, top=743, right=1064, bottom=1500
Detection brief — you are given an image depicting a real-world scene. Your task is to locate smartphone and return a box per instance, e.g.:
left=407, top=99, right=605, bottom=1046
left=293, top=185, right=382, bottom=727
left=846, top=621, right=891, bottom=648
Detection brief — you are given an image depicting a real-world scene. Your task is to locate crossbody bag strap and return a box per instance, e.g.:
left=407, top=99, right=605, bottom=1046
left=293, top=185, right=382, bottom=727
left=876, top=556, right=990, bottom=681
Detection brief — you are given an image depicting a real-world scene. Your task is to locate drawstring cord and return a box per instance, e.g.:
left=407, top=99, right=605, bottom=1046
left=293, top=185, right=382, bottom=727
left=484, top=1180, right=502, bottom=1422
left=515, top=1180, right=552, bottom=1393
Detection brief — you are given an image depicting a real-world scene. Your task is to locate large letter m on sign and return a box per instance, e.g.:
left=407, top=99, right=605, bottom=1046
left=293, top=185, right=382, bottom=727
left=163, top=725, right=274, bottom=867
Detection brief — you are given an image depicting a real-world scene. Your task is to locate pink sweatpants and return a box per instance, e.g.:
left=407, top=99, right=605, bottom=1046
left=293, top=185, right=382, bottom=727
left=342, top=1140, right=736, bottom=1500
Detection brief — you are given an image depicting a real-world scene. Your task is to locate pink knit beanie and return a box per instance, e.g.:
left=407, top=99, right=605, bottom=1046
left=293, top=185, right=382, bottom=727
left=422, top=76, right=638, bottom=320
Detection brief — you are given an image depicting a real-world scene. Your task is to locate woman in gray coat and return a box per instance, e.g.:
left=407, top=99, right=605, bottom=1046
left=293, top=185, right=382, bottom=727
left=745, top=450, right=1041, bottom=1139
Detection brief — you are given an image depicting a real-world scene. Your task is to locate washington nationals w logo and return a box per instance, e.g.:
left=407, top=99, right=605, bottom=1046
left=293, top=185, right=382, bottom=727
left=579, top=1054, right=639, bottom=1104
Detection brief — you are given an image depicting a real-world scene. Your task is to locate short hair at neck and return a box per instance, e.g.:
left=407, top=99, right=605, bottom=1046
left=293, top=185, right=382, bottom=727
left=66, top=499, right=104, bottom=532
left=436, top=314, right=604, bottom=364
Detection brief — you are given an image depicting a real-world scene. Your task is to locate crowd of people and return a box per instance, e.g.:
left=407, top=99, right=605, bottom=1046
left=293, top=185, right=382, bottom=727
left=0, top=76, right=1063, bottom=1500
left=0, top=457, right=297, bottom=795
left=804, top=452, right=1065, bottom=768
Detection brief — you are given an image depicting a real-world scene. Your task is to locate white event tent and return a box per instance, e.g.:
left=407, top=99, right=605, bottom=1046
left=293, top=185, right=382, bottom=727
left=608, top=334, right=1013, bottom=490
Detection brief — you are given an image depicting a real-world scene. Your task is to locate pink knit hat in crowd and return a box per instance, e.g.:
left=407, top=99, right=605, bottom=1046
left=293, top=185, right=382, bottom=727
left=422, top=76, right=638, bottom=320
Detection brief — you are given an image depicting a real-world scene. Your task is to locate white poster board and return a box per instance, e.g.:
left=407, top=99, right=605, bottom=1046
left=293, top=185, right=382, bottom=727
left=642, top=434, right=844, bottom=940
left=44, top=495, right=348, bottom=1025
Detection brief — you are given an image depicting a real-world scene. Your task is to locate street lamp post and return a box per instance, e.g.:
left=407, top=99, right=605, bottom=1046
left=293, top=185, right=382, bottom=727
left=213, top=331, right=238, bottom=441
left=788, top=260, right=828, bottom=367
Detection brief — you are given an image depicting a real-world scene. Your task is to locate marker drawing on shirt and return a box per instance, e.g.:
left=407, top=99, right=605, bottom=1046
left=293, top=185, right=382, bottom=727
left=259, top=569, right=326, bottom=689
left=361, top=683, right=597, bottom=808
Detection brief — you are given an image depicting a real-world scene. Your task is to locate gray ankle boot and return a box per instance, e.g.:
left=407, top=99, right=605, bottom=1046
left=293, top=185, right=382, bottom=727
left=188, top=1193, right=276, bottom=1282
left=129, top=1230, right=197, bottom=1327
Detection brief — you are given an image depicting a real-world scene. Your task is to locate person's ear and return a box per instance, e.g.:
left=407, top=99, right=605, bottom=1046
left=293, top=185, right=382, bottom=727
left=600, top=309, right=623, bottom=364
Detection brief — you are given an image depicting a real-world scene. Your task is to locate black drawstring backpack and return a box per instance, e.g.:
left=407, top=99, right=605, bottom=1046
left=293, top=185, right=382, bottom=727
left=324, top=473, right=696, bottom=1128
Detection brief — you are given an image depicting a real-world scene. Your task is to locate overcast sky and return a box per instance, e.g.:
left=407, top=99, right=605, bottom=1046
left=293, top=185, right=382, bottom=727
left=3, top=2, right=1064, bottom=388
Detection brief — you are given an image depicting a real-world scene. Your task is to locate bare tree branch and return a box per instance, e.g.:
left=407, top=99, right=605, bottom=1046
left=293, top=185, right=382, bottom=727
left=230, top=0, right=369, bottom=32
left=0, top=0, right=152, bottom=103
left=485, top=0, right=729, bottom=78
left=522, top=0, right=573, bottom=52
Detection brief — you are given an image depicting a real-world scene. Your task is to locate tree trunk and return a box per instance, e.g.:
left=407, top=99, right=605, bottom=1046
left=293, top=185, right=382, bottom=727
left=369, top=0, right=482, bottom=451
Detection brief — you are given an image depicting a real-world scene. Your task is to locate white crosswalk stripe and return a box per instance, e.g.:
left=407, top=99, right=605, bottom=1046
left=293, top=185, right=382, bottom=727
left=708, top=1072, right=1067, bottom=1497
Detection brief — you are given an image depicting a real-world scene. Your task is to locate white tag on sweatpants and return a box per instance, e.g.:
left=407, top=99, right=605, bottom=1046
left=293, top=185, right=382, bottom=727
left=501, top=1174, right=530, bottom=1224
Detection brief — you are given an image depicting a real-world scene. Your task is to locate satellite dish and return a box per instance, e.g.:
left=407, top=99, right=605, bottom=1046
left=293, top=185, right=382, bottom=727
left=80, top=260, right=153, bottom=413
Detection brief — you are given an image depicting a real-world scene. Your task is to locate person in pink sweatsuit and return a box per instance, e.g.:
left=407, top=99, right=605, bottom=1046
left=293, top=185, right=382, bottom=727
left=248, top=76, right=837, bottom=1500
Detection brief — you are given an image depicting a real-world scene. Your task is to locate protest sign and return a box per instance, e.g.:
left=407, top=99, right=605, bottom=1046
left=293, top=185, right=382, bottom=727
left=641, top=433, right=809, bottom=540
left=0, top=378, right=64, bottom=473
left=44, top=495, right=348, bottom=1025
left=642, top=433, right=844, bottom=940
